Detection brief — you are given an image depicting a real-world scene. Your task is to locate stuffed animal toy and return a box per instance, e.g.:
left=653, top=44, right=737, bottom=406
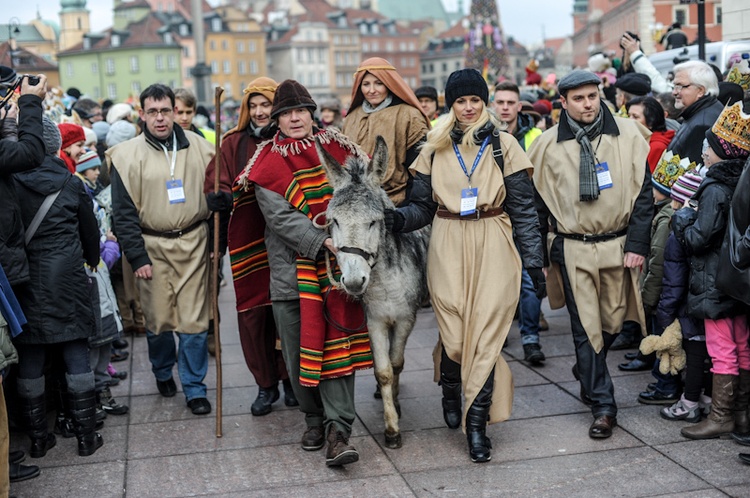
left=639, top=320, right=686, bottom=375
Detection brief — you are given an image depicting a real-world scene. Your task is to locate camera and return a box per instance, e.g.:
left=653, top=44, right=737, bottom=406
left=0, top=66, right=40, bottom=91
left=620, top=31, right=640, bottom=50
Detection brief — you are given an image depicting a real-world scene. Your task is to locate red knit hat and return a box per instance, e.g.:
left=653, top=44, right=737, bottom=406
left=58, top=123, right=86, bottom=150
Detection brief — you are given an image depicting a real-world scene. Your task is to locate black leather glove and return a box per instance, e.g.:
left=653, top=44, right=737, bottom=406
left=383, top=208, right=405, bottom=233
left=206, top=191, right=233, bottom=212
left=527, top=267, right=546, bottom=299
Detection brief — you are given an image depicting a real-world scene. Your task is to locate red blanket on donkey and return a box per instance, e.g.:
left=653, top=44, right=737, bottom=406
left=235, top=128, right=373, bottom=387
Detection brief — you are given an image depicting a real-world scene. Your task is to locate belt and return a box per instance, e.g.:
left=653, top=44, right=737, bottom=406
left=141, top=220, right=205, bottom=239
left=555, top=228, right=627, bottom=243
left=435, top=206, right=504, bottom=220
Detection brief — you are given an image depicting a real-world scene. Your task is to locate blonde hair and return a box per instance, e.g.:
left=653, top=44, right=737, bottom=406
left=420, top=103, right=505, bottom=157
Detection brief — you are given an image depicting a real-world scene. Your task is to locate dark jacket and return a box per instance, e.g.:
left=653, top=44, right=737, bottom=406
left=672, top=158, right=745, bottom=319
left=13, top=155, right=100, bottom=345
left=731, top=157, right=750, bottom=270
left=655, top=233, right=704, bottom=339
left=667, top=96, right=723, bottom=166
left=0, top=95, right=46, bottom=286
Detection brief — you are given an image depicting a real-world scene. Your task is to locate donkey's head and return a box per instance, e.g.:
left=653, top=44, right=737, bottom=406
left=316, top=136, right=391, bottom=297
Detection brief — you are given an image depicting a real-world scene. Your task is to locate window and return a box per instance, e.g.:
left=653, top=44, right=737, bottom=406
left=163, top=32, right=172, bottom=44
left=297, top=49, right=304, bottom=63
left=91, top=62, right=98, bottom=74
left=359, top=24, right=368, bottom=35
left=674, top=7, right=688, bottom=26
left=211, top=61, right=218, bottom=74
left=371, top=41, right=378, bottom=51
left=307, top=47, right=315, bottom=62
left=238, top=61, right=247, bottom=75
left=221, top=40, right=228, bottom=50
left=224, top=83, right=231, bottom=97
left=107, top=83, right=117, bottom=99
left=223, top=60, right=231, bottom=74
left=386, top=41, right=394, bottom=52
left=250, top=60, right=258, bottom=74
left=130, top=56, right=139, bottom=72
left=66, top=62, right=74, bottom=77
left=83, top=38, right=91, bottom=50
left=131, top=81, right=141, bottom=95
left=237, top=41, right=244, bottom=52
left=362, top=42, right=369, bottom=52
left=399, top=42, right=406, bottom=51
left=318, top=48, right=326, bottom=63
left=408, top=42, right=415, bottom=51
left=337, top=73, right=345, bottom=87
left=168, top=55, right=177, bottom=70
left=442, top=62, right=447, bottom=72
left=716, top=6, right=722, bottom=24
left=106, top=58, right=115, bottom=75
left=210, top=40, right=216, bottom=50
left=212, top=18, right=222, bottom=32
left=155, top=55, right=164, bottom=71
left=185, top=67, right=192, bottom=79
left=248, top=41, right=256, bottom=53
left=371, top=23, right=379, bottom=35
left=183, top=46, right=190, bottom=57
left=112, top=34, right=120, bottom=47
left=179, top=24, right=189, bottom=36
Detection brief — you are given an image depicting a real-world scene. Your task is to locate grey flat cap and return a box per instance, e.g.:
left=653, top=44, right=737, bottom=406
left=558, top=70, right=602, bottom=95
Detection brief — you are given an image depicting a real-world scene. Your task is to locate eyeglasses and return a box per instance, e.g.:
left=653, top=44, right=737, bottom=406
left=144, top=108, right=174, bottom=117
left=673, top=83, right=695, bottom=92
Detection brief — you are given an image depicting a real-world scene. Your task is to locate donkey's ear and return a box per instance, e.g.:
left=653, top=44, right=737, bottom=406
left=369, top=136, right=389, bottom=184
left=316, top=137, right=349, bottom=189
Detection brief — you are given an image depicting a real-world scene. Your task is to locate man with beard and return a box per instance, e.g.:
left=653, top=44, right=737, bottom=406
left=528, top=70, right=652, bottom=439
left=203, top=77, right=298, bottom=416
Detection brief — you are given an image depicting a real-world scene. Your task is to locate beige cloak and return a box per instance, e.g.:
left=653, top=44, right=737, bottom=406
left=412, top=132, right=532, bottom=427
left=108, top=132, right=214, bottom=335
left=527, top=117, right=651, bottom=352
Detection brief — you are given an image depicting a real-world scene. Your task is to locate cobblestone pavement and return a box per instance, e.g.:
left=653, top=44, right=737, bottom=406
left=10, top=265, right=750, bottom=497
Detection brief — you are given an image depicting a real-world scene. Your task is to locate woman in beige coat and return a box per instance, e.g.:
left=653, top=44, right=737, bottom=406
left=386, top=69, right=545, bottom=462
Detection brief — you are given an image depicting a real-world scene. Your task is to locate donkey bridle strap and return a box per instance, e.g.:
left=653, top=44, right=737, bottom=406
left=337, top=246, right=378, bottom=267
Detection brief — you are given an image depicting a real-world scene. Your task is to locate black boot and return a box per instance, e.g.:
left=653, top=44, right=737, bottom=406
left=69, top=391, right=104, bottom=457
left=466, top=370, right=494, bottom=463
left=440, top=347, right=462, bottom=429
left=53, top=384, right=75, bottom=438
left=18, top=394, right=56, bottom=458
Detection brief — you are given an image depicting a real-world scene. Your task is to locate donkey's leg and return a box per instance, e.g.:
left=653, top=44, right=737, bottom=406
left=389, top=315, right=417, bottom=418
left=369, top=319, right=401, bottom=449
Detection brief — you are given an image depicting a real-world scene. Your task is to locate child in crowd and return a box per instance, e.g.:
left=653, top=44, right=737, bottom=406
left=658, top=172, right=711, bottom=423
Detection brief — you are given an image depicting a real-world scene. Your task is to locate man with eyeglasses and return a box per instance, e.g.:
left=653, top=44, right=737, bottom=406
left=108, top=84, right=216, bottom=416
left=660, top=61, right=723, bottom=169
left=72, top=98, right=104, bottom=129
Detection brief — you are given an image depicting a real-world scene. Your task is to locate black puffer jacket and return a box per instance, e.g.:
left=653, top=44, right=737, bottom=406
left=732, top=158, right=750, bottom=270
left=667, top=95, right=723, bottom=166
left=672, top=158, right=745, bottom=319
left=13, top=156, right=100, bottom=345
left=0, top=95, right=45, bottom=286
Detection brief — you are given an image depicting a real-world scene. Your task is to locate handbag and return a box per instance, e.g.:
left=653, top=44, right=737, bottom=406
left=716, top=206, right=750, bottom=306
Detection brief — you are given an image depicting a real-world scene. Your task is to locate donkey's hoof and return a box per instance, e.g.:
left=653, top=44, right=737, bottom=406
left=385, top=432, right=402, bottom=449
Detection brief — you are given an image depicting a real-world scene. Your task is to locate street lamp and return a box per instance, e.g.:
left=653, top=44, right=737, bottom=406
left=7, top=17, right=21, bottom=70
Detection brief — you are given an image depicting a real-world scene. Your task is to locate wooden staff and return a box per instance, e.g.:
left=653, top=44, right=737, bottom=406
left=213, top=86, right=224, bottom=437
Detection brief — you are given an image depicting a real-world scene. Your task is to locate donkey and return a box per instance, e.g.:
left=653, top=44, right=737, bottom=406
left=316, top=136, right=430, bottom=449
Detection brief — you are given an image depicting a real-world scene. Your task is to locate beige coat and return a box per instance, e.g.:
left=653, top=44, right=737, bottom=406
left=108, top=132, right=214, bottom=334
left=342, top=104, right=428, bottom=206
left=413, top=132, right=532, bottom=427
left=528, top=117, right=650, bottom=352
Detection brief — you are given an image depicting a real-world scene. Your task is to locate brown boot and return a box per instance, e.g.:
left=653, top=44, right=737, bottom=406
left=681, top=373, right=738, bottom=440
left=733, top=369, right=750, bottom=436
left=325, top=426, right=359, bottom=467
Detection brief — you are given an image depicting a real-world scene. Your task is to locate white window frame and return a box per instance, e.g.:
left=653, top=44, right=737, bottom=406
left=130, top=55, right=139, bottom=73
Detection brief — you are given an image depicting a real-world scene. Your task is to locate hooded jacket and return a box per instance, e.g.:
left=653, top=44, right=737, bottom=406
left=673, top=158, right=745, bottom=319
left=13, top=155, right=100, bottom=345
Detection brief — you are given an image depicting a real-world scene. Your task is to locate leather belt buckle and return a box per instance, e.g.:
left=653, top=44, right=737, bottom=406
left=466, top=210, right=481, bottom=221
left=582, top=233, right=592, bottom=242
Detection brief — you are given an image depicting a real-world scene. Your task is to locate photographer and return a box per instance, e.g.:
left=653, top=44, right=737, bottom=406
left=620, top=32, right=672, bottom=94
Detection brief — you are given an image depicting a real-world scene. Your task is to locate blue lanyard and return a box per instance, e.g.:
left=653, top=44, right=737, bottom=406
left=453, top=135, right=490, bottom=186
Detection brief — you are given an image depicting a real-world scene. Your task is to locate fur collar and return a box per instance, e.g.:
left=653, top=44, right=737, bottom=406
left=705, top=158, right=745, bottom=190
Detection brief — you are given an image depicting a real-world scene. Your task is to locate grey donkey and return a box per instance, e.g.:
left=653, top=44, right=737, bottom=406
left=316, top=136, right=430, bottom=449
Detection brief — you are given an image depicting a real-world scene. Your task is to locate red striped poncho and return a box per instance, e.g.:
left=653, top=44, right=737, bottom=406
left=234, top=128, right=373, bottom=387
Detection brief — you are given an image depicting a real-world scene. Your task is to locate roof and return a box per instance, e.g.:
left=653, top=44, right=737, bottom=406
left=114, top=0, right=151, bottom=11
left=0, top=24, right=46, bottom=44
left=59, top=13, right=179, bottom=55
left=375, top=0, right=450, bottom=23
left=0, top=41, right=57, bottom=71
left=544, top=36, right=568, bottom=55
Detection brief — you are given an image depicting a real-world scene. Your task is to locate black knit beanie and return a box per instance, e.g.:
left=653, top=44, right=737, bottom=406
left=444, top=69, right=489, bottom=109
left=42, top=116, right=62, bottom=156
left=271, top=79, right=317, bottom=119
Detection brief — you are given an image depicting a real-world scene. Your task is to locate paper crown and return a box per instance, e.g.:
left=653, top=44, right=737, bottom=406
left=652, top=150, right=696, bottom=195
left=711, top=101, right=750, bottom=153
left=726, top=58, right=750, bottom=91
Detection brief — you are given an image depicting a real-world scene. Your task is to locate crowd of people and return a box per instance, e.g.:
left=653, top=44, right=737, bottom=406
left=1, top=31, right=750, bottom=493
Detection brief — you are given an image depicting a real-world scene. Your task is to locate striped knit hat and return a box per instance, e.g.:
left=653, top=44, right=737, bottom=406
left=670, top=171, right=703, bottom=205
left=76, top=149, right=101, bottom=173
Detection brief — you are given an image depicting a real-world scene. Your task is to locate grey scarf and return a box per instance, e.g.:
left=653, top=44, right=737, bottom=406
left=362, top=94, right=393, bottom=114
left=565, top=109, right=604, bottom=202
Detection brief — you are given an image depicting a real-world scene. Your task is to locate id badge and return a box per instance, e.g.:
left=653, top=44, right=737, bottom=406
left=460, top=187, right=478, bottom=216
left=166, top=179, right=186, bottom=204
left=596, top=162, right=613, bottom=190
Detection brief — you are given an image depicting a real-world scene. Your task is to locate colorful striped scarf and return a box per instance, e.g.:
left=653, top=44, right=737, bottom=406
left=236, top=128, right=373, bottom=386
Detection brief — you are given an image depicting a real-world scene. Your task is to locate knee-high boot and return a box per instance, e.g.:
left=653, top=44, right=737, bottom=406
left=733, top=369, right=750, bottom=436
left=682, top=373, right=737, bottom=440
left=68, top=391, right=104, bottom=457
left=18, top=394, right=56, bottom=458
left=440, top=347, right=462, bottom=429
left=466, top=370, right=494, bottom=463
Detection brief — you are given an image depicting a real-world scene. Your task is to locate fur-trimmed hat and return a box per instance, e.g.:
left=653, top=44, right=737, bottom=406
left=58, top=123, right=86, bottom=150
left=270, top=80, right=317, bottom=119
left=444, top=69, right=489, bottom=109
left=42, top=116, right=62, bottom=156
left=76, top=149, right=101, bottom=173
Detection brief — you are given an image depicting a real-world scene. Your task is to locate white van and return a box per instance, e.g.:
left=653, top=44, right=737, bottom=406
left=647, top=40, right=750, bottom=77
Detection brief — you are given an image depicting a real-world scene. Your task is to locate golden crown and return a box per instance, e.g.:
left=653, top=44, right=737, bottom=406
left=712, top=101, right=750, bottom=153
left=653, top=151, right=696, bottom=190
left=727, top=59, right=750, bottom=91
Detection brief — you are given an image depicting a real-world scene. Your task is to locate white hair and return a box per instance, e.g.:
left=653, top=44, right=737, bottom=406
left=673, top=60, right=719, bottom=96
